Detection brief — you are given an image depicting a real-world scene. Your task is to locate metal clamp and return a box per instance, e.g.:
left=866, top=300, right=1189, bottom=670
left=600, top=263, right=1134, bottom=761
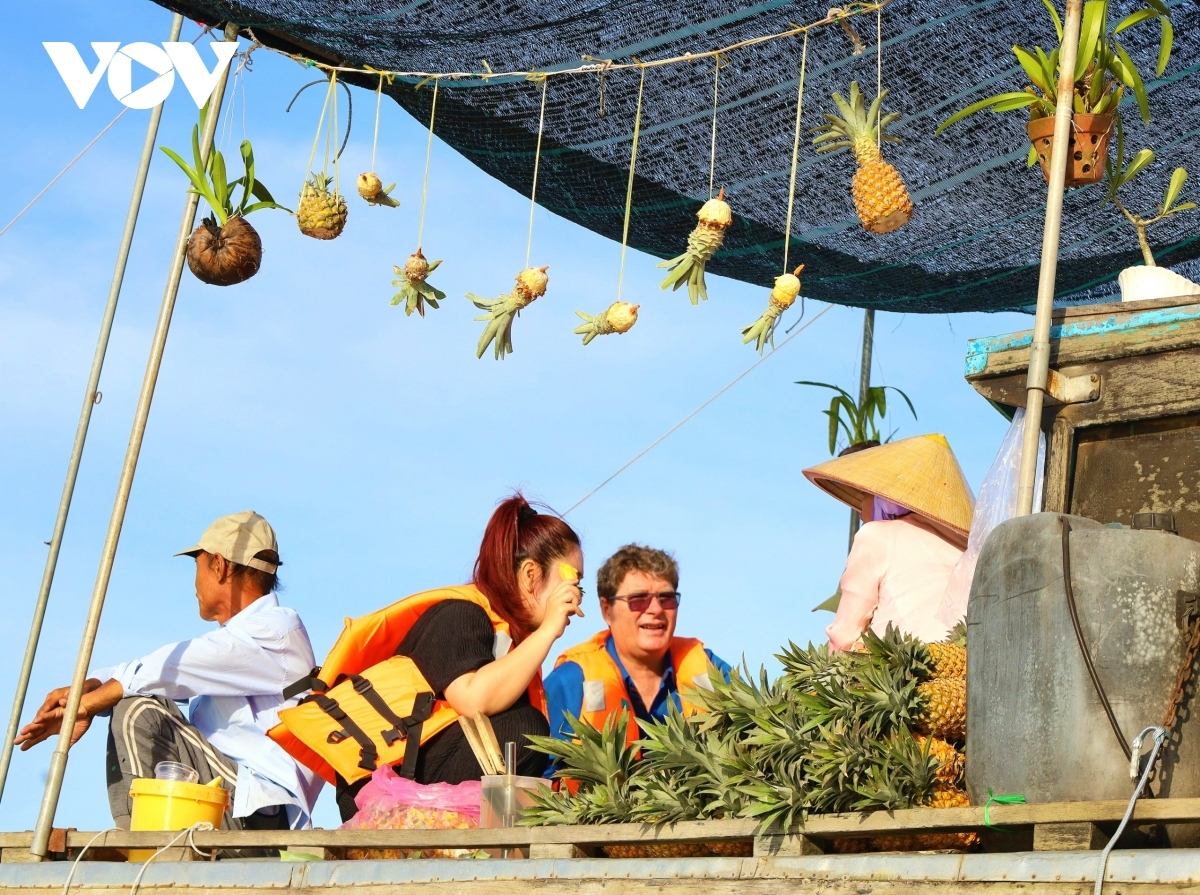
left=1045, top=369, right=1100, bottom=405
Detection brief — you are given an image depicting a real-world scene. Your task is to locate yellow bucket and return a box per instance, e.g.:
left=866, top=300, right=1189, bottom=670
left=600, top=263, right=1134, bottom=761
left=128, top=778, right=228, bottom=860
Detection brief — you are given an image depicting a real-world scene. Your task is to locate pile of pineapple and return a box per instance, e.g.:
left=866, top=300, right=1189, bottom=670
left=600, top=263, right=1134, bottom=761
left=524, top=626, right=971, bottom=855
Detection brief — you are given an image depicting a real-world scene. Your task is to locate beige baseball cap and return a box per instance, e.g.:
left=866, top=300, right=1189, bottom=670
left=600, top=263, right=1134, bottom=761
left=175, top=510, right=281, bottom=573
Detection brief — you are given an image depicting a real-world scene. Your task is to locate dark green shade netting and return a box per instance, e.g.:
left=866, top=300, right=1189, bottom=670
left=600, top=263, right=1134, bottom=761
left=154, top=0, right=1199, bottom=313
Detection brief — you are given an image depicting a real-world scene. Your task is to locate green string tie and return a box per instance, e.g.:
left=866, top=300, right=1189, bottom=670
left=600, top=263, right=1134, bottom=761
left=983, top=787, right=1026, bottom=832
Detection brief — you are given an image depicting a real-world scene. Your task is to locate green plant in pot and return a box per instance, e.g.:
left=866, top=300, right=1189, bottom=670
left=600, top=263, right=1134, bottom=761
left=162, top=107, right=290, bottom=287
left=936, top=0, right=1173, bottom=187
left=1104, top=136, right=1199, bottom=302
left=796, top=381, right=917, bottom=456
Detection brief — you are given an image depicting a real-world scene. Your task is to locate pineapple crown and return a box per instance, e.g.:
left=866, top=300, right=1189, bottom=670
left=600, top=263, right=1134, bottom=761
left=304, top=170, right=337, bottom=194
left=813, top=81, right=902, bottom=155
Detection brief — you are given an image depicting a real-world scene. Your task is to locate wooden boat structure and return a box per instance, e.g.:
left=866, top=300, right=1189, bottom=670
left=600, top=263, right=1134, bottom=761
left=4, top=797, right=1200, bottom=894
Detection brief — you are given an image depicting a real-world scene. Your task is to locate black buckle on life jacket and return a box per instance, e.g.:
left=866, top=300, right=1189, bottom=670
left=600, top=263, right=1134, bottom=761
left=284, top=667, right=328, bottom=701
left=310, top=693, right=379, bottom=773
left=345, top=677, right=435, bottom=780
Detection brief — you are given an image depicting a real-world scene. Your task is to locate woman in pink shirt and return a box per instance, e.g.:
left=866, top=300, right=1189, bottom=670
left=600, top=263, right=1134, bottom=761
left=803, top=434, right=974, bottom=651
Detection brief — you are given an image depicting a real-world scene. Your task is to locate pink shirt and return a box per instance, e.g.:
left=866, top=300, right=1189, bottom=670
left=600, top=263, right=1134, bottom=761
left=826, top=515, right=963, bottom=651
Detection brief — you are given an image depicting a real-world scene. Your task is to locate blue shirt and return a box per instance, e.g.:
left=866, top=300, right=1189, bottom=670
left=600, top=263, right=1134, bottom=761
left=544, top=635, right=732, bottom=741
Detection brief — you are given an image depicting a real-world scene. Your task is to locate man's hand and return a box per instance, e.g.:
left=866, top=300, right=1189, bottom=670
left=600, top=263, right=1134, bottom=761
left=15, top=679, right=121, bottom=751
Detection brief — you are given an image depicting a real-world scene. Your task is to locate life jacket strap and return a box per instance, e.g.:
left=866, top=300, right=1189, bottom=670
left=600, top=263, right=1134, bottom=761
left=344, top=676, right=437, bottom=781
left=284, top=668, right=328, bottom=700
left=309, top=693, right=379, bottom=773
left=397, top=692, right=435, bottom=780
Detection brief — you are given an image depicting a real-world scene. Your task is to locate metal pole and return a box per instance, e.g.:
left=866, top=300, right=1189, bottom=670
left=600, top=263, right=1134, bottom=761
left=28, top=22, right=239, bottom=859
left=0, top=14, right=185, bottom=807
left=848, top=307, right=875, bottom=550
left=1016, top=0, right=1084, bottom=516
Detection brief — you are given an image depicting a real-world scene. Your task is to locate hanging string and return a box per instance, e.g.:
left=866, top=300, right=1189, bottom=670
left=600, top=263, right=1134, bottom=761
left=370, top=74, right=383, bottom=171
left=707, top=54, right=721, bottom=199
left=562, top=302, right=834, bottom=516
left=330, top=71, right=340, bottom=191
left=782, top=33, right=808, bottom=273
left=304, top=74, right=333, bottom=183
left=616, top=69, right=646, bottom=303
left=0, top=107, right=127, bottom=240
left=525, top=75, right=550, bottom=269
left=416, top=79, right=440, bottom=250
left=876, top=4, right=883, bottom=147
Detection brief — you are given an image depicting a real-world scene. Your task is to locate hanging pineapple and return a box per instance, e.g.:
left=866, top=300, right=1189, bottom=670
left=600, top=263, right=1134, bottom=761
left=658, top=187, right=732, bottom=304
left=298, top=172, right=348, bottom=239
left=390, top=248, right=445, bottom=317
left=357, top=172, right=400, bottom=207
left=813, top=82, right=913, bottom=235
left=574, top=302, right=640, bottom=345
left=741, top=265, right=805, bottom=353
left=468, top=266, right=549, bottom=360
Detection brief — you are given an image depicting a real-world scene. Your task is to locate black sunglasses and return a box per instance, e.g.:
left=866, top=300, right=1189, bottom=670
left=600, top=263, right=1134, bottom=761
left=608, top=591, right=681, bottom=613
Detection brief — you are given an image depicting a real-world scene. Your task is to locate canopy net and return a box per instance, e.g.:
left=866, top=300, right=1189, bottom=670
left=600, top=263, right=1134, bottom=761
left=154, top=0, right=1199, bottom=313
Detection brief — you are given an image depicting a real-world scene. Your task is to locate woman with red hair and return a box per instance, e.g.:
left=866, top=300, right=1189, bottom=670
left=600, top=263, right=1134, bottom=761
left=332, top=493, right=583, bottom=821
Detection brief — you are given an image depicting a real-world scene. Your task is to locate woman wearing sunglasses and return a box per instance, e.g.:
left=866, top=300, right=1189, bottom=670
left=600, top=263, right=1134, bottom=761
left=544, top=544, right=731, bottom=749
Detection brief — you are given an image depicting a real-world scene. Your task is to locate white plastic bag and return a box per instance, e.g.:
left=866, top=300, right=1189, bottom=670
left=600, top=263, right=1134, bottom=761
left=936, top=409, right=1044, bottom=627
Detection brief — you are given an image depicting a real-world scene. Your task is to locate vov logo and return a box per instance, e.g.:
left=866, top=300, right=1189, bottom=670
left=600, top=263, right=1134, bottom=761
left=43, top=42, right=239, bottom=109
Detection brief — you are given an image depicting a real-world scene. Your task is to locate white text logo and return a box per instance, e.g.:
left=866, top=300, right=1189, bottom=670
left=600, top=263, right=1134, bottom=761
left=43, top=42, right=239, bottom=109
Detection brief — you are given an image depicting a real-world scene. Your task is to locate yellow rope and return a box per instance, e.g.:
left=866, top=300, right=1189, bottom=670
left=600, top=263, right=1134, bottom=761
left=876, top=5, right=883, bottom=147
left=416, top=79, right=439, bottom=250
left=256, top=3, right=885, bottom=83
left=708, top=54, right=721, bottom=199
left=616, top=69, right=646, bottom=304
left=303, top=74, right=333, bottom=191
left=782, top=33, right=808, bottom=273
left=330, top=71, right=340, bottom=192
left=525, top=76, right=549, bottom=269
left=370, top=73, right=383, bottom=171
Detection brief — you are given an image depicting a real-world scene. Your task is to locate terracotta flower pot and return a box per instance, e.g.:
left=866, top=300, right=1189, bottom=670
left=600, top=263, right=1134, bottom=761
left=1026, top=113, right=1114, bottom=187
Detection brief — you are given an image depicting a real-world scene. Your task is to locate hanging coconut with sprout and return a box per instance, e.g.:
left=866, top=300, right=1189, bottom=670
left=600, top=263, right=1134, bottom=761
left=658, top=187, right=732, bottom=304
left=467, top=266, right=549, bottom=360
left=161, top=115, right=289, bottom=287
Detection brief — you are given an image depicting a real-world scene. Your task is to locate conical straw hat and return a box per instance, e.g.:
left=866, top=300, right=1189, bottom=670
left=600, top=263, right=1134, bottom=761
left=803, top=434, right=975, bottom=548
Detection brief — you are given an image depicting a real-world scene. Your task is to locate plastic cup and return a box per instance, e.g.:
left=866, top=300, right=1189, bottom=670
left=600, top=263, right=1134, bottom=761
left=154, top=761, right=199, bottom=784
left=480, top=775, right=546, bottom=828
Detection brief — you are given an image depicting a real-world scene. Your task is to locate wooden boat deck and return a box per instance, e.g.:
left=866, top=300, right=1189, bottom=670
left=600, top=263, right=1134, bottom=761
left=2, top=798, right=1199, bottom=893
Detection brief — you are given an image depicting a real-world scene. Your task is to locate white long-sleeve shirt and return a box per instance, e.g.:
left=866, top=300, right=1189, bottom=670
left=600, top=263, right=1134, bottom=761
left=92, top=594, right=323, bottom=828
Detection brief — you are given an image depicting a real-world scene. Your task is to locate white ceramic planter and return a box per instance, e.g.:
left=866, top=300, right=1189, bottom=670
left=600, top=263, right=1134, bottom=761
left=1118, top=265, right=1200, bottom=303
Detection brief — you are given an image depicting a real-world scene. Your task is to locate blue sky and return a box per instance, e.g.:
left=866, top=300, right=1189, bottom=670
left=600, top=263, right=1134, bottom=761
left=1, top=0, right=1030, bottom=831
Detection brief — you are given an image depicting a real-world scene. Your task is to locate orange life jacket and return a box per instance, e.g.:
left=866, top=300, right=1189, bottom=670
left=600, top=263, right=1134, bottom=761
left=553, top=631, right=714, bottom=745
left=268, top=585, right=546, bottom=785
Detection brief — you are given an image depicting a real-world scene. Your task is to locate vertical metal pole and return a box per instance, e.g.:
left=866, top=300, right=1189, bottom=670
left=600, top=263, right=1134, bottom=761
left=0, top=14, right=185, bottom=807
left=848, top=308, right=875, bottom=550
left=28, top=22, right=239, bottom=859
left=1016, top=0, right=1084, bottom=516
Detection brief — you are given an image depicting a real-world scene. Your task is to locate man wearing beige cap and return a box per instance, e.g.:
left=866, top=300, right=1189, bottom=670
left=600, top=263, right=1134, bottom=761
left=15, top=511, right=323, bottom=831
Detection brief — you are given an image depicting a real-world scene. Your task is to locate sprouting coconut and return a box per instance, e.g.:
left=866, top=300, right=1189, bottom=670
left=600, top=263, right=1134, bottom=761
left=162, top=116, right=289, bottom=287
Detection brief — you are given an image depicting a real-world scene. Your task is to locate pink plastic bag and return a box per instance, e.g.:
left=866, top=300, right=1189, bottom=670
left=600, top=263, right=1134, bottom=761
left=339, top=765, right=484, bottom=859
